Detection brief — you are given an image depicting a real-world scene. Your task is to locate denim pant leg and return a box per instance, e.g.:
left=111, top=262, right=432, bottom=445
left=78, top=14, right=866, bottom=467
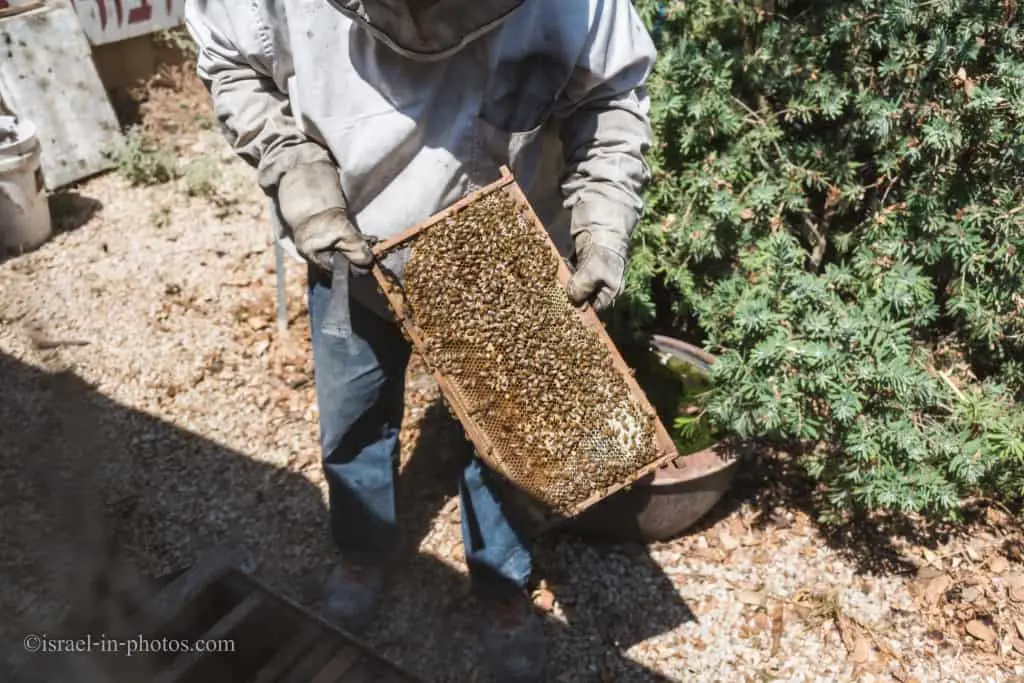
left=460, top=457, right=533, bottom=600
left=308, top=269, right=410, bottom=557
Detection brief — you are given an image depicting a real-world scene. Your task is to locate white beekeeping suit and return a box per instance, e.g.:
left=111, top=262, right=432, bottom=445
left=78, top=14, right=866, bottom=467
left=185, top=0, right=655, bottom=314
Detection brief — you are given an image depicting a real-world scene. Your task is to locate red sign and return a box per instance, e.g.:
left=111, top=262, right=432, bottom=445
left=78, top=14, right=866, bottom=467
left=69, top=0, right=184, bottom=45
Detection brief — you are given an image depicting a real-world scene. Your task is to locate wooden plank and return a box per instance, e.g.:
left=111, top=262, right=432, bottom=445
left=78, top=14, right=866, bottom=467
left=307, top=645, right=362, bottom=683
left=221, top=570, right=426, bottom=683
left=148, top=592, right=265, bottom=683
left=334, top=658, right=377, bottom=683
left=364, top=670, right=415, bottom=683
left=137, top=551, right=241, bottom=635
left=276, top=638, right=340, bottom=683
left=339, top=657, right=416, bottom=683
left=348, top=662, right=413, bottom=683
left=0, top=4, right=121, bottom=188
left=251, top=624, right=321, bottom=683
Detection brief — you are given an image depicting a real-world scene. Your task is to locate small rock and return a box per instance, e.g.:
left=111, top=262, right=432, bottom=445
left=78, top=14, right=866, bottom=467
left=1005, top=539, right=1024, bottom=563
left=924, top=574, right=952, bottom=606
left=1009, top=575, right=1024, bottom=603
left=962, top=572, right=985, bottom=586
left=960, top=585, right=982, bottom=603
left=737, top=589, right=766, bottom=606
left=990, top=556, right=1009, bottom=574
left=752, top=612, right=772, bottom=631
left=533, top=584, right=556, bottom=612
left=986, top=506, right=1011, bottom=527
left=965, top=619, right=996, bottom=644
left=770, top=604, right=785, bottom=656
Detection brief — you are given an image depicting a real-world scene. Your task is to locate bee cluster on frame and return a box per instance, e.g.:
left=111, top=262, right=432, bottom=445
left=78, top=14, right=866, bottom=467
left=399, top=189, right=658, bottom=512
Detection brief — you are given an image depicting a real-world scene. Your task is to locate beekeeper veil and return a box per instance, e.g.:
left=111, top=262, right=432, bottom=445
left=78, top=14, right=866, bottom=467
left=327, top=0, right=525, bottom=60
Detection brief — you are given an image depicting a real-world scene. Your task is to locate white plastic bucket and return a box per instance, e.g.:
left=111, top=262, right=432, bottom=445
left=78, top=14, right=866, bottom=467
left=0, top=116, right=52, bottom=254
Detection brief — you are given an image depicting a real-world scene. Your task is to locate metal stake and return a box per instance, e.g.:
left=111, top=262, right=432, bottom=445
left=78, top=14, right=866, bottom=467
left=274, top=239, right=288, bottom=332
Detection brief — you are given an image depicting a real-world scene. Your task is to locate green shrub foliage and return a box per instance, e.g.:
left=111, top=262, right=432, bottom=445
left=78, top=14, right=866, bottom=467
left=629, top=0, right=1024, bottom=520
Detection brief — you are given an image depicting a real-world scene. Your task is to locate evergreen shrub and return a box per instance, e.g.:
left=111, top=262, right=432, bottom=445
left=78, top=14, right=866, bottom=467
left=627, top=0, right=1024, bottom=520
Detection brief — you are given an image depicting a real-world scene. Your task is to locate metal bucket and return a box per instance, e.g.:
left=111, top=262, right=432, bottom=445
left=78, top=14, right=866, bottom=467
left=569, top=336, right=738, bottom=542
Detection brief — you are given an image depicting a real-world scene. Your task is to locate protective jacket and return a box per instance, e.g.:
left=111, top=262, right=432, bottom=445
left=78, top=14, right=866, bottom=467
left=185, top=0, right=655, bottom=306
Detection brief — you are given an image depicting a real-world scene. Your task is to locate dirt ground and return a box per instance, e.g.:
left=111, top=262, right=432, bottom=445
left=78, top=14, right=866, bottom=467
left=2, top=60, right=1024, bottom=683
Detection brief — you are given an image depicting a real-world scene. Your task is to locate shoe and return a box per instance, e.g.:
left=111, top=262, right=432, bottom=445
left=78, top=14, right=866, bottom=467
left=480, top=596, right=547, bottom=683
left=321, top=557, right=384, bottom=633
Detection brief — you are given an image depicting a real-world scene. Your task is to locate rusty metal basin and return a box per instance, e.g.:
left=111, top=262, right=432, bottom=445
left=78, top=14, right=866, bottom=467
left=569, top=335, right=738, bottom=542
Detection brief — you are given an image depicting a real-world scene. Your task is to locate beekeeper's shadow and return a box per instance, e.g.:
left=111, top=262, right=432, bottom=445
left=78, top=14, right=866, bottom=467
left=0, top=350, right=331, bottom=681
left=391, top=398, right=696, bottom=682
left=0, top=347, right=685, bottom=683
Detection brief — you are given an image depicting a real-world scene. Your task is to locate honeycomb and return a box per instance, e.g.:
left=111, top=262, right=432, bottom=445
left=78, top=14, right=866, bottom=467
left=391, top=188, right=660, bottom=513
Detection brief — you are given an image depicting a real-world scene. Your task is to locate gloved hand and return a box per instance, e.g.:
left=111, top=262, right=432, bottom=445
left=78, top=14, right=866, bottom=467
left=276, top=161, right=373, bottom=272
left=565, top=205, right=632, bottom=313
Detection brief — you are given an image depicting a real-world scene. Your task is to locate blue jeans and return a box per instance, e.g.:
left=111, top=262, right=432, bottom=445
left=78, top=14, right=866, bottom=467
left=307, top=268, right=532, bottom=599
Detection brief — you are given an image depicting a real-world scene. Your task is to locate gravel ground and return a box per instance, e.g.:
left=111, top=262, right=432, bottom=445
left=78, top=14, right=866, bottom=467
left=2, top=71, right=1023, bottom=683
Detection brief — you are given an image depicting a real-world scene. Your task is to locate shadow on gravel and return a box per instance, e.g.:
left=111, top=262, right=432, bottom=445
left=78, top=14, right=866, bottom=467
left=0, top=351, right=329, bottom=682
left=388, top=400, right=695, bottom=682
left=0, top=352, right=693, bottom=683
left=697, top=446, right=946, bottom=577
left=47, top=191, right=104, bottom=235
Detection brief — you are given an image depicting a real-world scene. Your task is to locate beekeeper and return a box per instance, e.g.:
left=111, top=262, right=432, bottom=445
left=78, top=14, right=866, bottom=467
left=186, top=0, right=655, bottom=678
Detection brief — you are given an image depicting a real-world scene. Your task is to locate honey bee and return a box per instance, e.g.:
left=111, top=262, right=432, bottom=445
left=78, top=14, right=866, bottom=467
left=395, top=189, right=660, bottom=510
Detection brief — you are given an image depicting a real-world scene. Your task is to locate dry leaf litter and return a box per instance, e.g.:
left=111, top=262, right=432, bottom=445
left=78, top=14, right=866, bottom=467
left=0, top=64, right=1021, bottom=683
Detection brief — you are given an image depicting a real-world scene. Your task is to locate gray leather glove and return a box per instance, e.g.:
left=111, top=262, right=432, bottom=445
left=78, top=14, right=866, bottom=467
left=276, top=161, right=373, bottom=272
left=565, top=203, right=633, bottom=313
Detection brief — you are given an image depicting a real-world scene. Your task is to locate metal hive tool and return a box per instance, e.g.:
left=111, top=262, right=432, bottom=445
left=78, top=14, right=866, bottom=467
left=370, top=168, right=679, bottom=531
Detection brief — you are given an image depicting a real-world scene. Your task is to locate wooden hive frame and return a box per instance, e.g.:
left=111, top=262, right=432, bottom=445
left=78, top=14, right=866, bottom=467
left=370, top=167, right=680, bottom=529
left=62, top=552, right=426, bottom=683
